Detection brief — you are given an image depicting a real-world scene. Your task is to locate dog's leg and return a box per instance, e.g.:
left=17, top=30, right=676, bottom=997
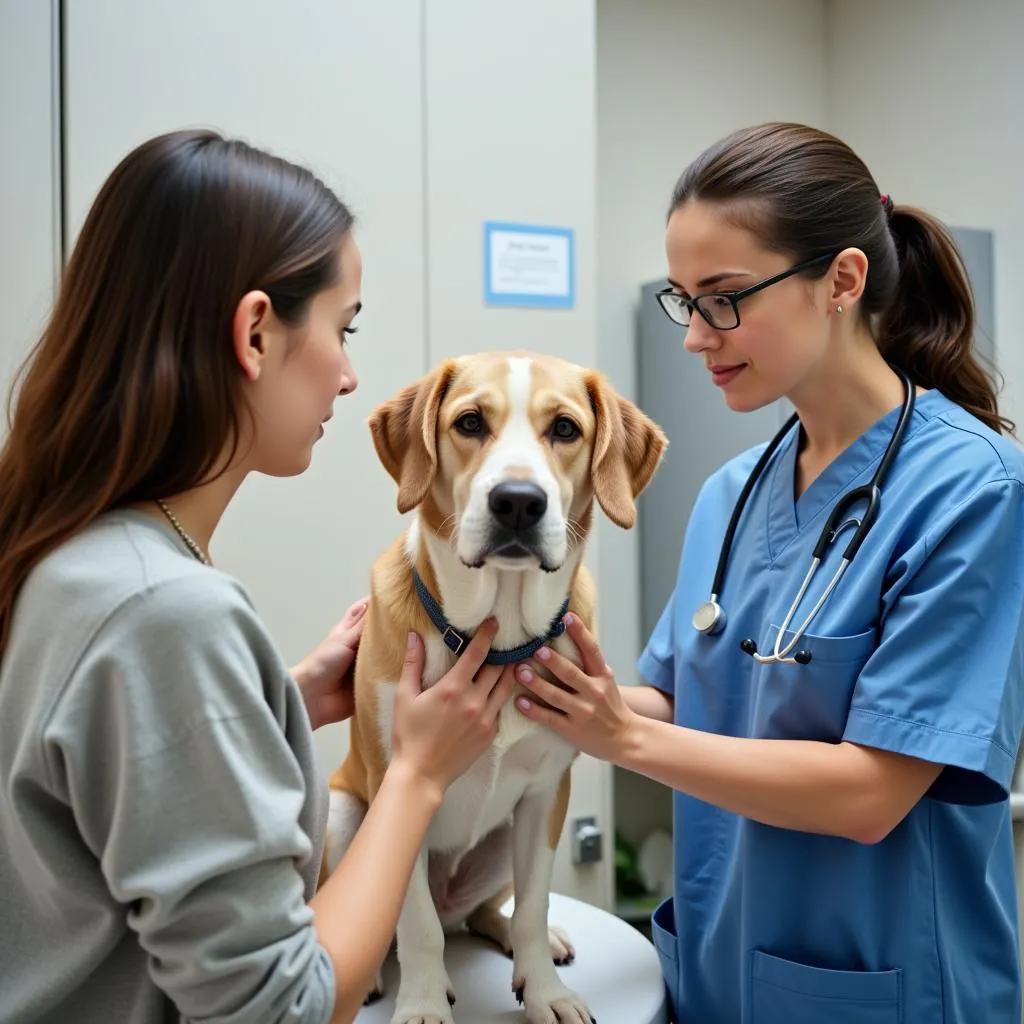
left=324, top=788, right=389, bottom=1004
left=390, top=849, right=456, bottom=1024
left=324, top=787, right=366, bottom=873
left=509, top=786, right=594, bottom=1024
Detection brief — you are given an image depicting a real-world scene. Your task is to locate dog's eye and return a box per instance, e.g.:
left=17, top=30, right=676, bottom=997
left=550, top=416, right=581, bottom=443
left=454, top=412, right=485, bottom=437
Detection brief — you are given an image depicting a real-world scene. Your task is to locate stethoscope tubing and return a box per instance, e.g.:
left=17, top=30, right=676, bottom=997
left=694, top=368, right=916, bottom=667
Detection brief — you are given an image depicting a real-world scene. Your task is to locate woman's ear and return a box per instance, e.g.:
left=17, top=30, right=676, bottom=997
left=368, top=360, right=457, bottom=513
left=586, top=371, right=668, bottom=529
left=231, top=290, right=274, bottom=381
left=830, top=247, right=869, bottom=312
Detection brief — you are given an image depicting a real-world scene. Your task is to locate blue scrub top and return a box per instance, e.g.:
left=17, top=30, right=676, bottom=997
left=638, top=389, right=1024, bottom=1024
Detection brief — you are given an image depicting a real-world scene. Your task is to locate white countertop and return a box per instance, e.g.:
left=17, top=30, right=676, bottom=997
left=355, top=891, right=669, bottom=1024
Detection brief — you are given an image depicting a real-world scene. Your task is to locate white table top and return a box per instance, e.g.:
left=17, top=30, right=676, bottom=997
left=355, top=892, right=669, bottom=1024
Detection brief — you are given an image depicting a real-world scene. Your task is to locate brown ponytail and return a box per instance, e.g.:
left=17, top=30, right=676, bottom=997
left=669, top=122, right=1012, bottom=436
left=880, top=204, right=1011, bottom=435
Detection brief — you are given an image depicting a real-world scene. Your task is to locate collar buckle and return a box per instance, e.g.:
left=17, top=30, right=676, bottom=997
left=442, top=625, right=466, bottom=655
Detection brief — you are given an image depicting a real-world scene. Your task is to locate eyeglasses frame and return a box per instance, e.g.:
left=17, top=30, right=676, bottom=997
left=655, top=252, right=838, bottom=331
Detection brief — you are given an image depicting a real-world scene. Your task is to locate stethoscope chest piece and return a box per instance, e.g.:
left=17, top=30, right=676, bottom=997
left=692, top=599, right=725, bottom=635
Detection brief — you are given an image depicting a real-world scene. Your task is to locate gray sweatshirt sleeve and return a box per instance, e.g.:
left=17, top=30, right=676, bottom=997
left=40, top=575, right=337, bottom=1024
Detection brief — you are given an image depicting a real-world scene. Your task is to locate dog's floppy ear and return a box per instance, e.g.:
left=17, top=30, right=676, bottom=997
left=586, top=371, right=668, bottom=529
left=369, top=360, right=457, bottom=514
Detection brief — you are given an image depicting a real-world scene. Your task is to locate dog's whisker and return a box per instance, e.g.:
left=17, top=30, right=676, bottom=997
left=439, top=512, right=462, bottom=539
left=565, top=518, right=586, bottom=548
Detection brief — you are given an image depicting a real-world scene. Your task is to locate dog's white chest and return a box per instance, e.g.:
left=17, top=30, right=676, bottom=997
left=432, top=701, right=571, bottom=843
left=376, top=650, right=575, bottom=854
left=429, top=723, right=572, bottom=853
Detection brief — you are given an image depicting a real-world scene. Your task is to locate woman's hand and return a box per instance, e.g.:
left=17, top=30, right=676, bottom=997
left=292, top=597, right=369, bottom=730
left=390, top=619, right=519, bottom=799
left=514, top=613, right=641, bottom=764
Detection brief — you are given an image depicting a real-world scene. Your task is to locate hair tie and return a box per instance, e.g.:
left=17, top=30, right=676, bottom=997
left=880, top=193, right=894, bottom=219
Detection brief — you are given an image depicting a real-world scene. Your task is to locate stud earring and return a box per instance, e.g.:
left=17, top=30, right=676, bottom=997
left=835, top=304, right=844, bottom=314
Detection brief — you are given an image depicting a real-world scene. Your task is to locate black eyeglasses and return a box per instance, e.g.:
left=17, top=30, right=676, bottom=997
left=655, top=252, right=836, bottom=331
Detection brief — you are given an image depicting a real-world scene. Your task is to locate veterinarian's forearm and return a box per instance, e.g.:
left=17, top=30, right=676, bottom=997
left=311, top=763, right=443, bottom=1023
left=618, top=683, right=674, bottom=723
left=617, top=717, right=936, bottom=844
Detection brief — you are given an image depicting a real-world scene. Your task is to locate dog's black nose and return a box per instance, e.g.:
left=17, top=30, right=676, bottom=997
left=488, top=480, right=548, bottom=532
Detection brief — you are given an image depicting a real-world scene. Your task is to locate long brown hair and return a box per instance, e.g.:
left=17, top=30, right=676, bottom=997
left=669, top=122, right=1011, bottom=435
left=0, top=128, right=354, bottom=654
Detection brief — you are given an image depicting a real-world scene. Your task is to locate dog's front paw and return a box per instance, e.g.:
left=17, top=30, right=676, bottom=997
left=391, top=1015, right=454, bottom=1024
left=512, top=972, right=595, bottom=1024
left=390, top=1001, right=455, bottom=1024
left=390, top=973, right=457, bottom=1024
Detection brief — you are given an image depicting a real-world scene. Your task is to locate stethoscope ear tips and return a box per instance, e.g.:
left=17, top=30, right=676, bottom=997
left=740, top=637, right=813, bottom=664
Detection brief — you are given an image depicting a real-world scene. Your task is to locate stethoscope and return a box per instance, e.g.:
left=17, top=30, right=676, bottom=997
left=691, top=369, right=916, bottom=665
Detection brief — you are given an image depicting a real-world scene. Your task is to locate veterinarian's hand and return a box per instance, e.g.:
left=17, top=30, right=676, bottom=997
left=391, top=619, right=519, bottom=799
left=514, top=613, right=640, bottom=764
left=292, top=596, right=369, bottom=730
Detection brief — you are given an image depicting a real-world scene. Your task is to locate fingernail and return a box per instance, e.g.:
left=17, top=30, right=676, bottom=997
left=518, top=667, right=533, bottom=682
left=517, top=697, right=532, bottom=712
left=536, top=646, right=551, bottom=662
left=407, top=632, right=417, bottom=650
left=564, top=612, right=576, bottom=626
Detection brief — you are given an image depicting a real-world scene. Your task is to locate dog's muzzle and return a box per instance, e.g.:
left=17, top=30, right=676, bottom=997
left=468, top=479, right=558, bottom=570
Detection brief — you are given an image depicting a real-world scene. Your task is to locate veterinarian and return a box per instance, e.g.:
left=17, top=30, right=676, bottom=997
left=0, top=129, right=520, bottom=1024
left=515, top=122, right=1024, bottom=1023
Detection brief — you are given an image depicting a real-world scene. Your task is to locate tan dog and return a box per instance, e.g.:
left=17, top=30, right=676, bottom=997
left=322, top=351, right=667, bottom=1024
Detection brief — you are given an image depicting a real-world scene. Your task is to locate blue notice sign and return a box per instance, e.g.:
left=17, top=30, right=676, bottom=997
left=483, top=221, right=574, bottom=309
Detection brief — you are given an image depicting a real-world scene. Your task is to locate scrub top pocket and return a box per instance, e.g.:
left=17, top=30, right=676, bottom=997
left=750, top=950, right=902, bottom=1024
left=749, top=626, right=876, bottom=742
left=651, top=895, right=681, bottom=1017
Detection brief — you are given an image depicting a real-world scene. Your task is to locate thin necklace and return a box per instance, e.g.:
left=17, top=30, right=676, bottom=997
left=156, top=499, right=211, bottom=566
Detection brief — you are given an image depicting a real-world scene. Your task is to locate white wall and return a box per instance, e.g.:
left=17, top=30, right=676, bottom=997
left=594, top=0, right=827, bottom=725
left=425, top=0, right=596, bottom=367
left=0, top=0, right=59, bottom=431
left=825, top=0, right=1024, bottom=429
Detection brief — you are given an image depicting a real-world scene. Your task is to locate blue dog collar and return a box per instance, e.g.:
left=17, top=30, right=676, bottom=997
left=412, top=571, right=570, bottom=665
